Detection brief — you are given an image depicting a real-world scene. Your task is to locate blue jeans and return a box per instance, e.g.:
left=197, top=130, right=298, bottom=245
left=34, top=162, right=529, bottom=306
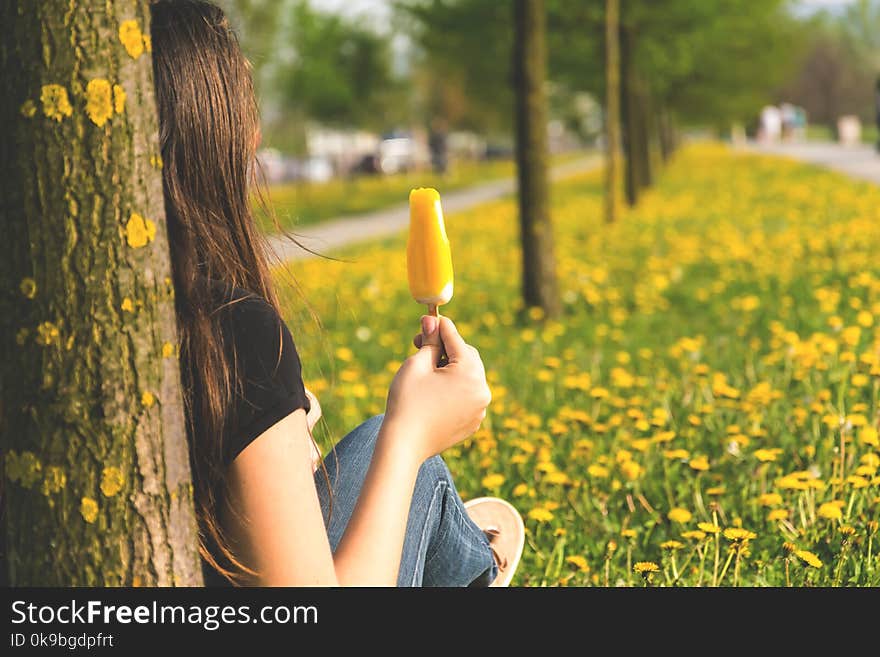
left=314, top=414, right=497, bottom=587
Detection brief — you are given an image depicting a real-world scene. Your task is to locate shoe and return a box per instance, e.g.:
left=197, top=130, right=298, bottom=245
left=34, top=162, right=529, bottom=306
left=464, top=497, right=525, bottom=587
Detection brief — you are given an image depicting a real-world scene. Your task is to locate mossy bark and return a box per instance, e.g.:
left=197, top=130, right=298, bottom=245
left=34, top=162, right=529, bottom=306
left=0, top=1, right=202, bottom=586
left=604, top=0, right=621, bottom=224
left=513, top=0, right=560, bottom=318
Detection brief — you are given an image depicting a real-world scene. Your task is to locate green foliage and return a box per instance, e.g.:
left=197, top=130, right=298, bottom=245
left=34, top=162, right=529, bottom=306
left=278, top=1, right=396, bottom=129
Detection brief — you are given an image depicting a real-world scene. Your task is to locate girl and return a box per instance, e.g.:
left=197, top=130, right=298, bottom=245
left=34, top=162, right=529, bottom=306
left=150, top=0, right=523, bottom=586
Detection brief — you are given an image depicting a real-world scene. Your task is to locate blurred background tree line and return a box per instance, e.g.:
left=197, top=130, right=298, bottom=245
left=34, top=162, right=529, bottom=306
left=220, top=0, right=879, bottom=315
left=222, top=0, right=878, bottom=153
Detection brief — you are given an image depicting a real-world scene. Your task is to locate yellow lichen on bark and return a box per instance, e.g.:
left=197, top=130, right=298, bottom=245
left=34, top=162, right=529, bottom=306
left=100, top=467, right=124, bottom=497
left=20, top=99, right=37, bottom=118
left=121, top=297, right=134, bottom=312
left=80, top=497, right=99, bottom=523
left=85, top=79, right=113, bottom=127
left=113, top=84, right=126, bottom=114
left=119, top=20, right=145, bottom=59
left=40, top=84, right=73, bottom=121
left=20, top=277, right=37, bottom=298
left=161, top=342, right=175, bottom=358
left=141, top=390, right=156, bottom=407
left=125, top=213, right=156, bottom=248
left=6, top=451, right=43, bottom=489
left=35, top=321, right=60, bottom=346
left=42, top=466, right=67, bottom=496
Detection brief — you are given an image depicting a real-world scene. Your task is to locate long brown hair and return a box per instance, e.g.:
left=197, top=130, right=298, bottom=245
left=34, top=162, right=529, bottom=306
left=150, top=0, right=310, bottom=584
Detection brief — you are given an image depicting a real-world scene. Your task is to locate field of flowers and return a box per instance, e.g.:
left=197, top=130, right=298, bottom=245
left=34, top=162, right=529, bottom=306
left=274, top=144, right=880, bottom=586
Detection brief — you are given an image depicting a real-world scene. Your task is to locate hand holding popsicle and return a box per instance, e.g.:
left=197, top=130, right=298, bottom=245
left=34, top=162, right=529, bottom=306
left=408, top=187, right=453, bottom=362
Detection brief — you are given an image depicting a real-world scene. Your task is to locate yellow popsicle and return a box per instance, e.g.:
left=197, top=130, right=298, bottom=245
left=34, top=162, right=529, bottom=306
left=407, top=187, right=453, bottom=316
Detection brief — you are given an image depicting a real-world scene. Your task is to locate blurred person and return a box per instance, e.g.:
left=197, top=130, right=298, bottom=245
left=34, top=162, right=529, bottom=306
left=428, top=116, right=449, bottom=175
left=759, top=105, right=782, bottom=143
left=150, top=0, right=523, bottom=587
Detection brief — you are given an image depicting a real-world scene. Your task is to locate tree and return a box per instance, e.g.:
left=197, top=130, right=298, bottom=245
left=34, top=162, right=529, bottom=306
left=604, top=0, right=621, bottom=223
left=0, top=0, right=202, bottom=585
left=513, top=0, right=560, bottom=317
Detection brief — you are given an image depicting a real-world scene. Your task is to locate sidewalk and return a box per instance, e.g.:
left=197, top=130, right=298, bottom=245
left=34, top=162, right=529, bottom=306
left=268, top=155, right=600, bottom=263
left=746, top=141, right=880, bottom=185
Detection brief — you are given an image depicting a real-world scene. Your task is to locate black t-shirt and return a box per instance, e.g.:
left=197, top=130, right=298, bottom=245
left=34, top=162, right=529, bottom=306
left=207, top=280, right=311, bottom=463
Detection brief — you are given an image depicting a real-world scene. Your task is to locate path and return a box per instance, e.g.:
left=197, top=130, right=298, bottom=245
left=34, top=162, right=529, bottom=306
left=747, top=141, right=880, bottom=185
left=268, top=155, right=601, bottom=263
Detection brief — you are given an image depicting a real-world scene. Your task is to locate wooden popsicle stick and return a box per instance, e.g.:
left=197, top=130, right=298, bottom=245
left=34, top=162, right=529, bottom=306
left=425, top=303, right=447, bottom=365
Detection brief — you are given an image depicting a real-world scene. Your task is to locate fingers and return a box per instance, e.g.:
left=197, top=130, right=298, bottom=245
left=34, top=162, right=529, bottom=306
left=410, top=314, right=443, bottom=368
left=437, top=316, right=468, bottom=363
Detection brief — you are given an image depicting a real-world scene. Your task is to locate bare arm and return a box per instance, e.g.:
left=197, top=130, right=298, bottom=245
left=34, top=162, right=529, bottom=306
left=224, top=316, right=489, bottom=586
left=225, top=409, right=421, bottom=586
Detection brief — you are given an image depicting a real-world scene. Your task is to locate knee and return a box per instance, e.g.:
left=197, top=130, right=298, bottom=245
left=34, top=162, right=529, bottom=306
left=415, top=454, right=453, bottom=492
left=322, top=413, right=384, bottom=475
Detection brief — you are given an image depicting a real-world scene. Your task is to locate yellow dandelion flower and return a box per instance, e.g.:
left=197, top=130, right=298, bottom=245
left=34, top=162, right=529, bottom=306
left=663, top=448, right=690, bottom=460
left=856, top=310, right=873, bottom=327
left=565, top=555, right=589, bottom=572
left=667, top=507, right=693, bottom=523
left=681, top=530, right=707, bottom=541
left=633, top=561, right=659, bottom=574
left=527, top=507, right=554, bottom=523
left=587, top=464, right=609, bottom=478
left=817, top=502, right=843, bottom=520
left=545, top=471, right=571, bottom=485
left=754, top=448, right=781, bottom=462
left=689, top=456, right=710, bottom=471
left=767, top=509, right=789, bottom=521
left=481, top=473, right=505, bottom=489
left=119, top=19, right=145, bottom=59
left=620, top=460, right=644, bottom=481
left=512, top=483, right=529, bottom=497
left=661, top=540, right=684, bottom=550
left=723, top=527, right=757, bottom=541
left=859, top=426, right=879, bottom=447
left=40, top=84, right=72, bottom=121
left=794, top=550, right=822, bottom=568
left=706, top=486, right=725, bottom=496
left=620, top=528, right=638, bottom=539
left=85, top=78, right=113, bottom=127
left=80, top=497, right=99, bottom=523
left=757, top=492, right=783, bottom=507
left=698, top=522, right=721, bottom=534
left=125, top=213, right=157, bottom=248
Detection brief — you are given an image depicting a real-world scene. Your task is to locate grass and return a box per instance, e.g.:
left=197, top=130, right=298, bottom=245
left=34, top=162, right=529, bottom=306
left=806, top=123, right=879, bottom=145
left=275, top=143, right=880, bottom=586
left=257, top=151, right=587, bottom=231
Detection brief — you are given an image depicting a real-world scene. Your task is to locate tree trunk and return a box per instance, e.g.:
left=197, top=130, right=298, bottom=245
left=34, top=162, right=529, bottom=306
left=604, top=0, right=621, bottom=224
left=513, top=0, right=559, bottom=317
left=0, top=1, right=202, bottom=586
left=657, top=103, right=677, bottom=163
left=620, top=25, right=652, bottom=206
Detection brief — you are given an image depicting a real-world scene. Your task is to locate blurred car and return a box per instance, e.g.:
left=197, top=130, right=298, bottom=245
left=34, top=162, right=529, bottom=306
left=378, top=136, right=417, bottom=174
